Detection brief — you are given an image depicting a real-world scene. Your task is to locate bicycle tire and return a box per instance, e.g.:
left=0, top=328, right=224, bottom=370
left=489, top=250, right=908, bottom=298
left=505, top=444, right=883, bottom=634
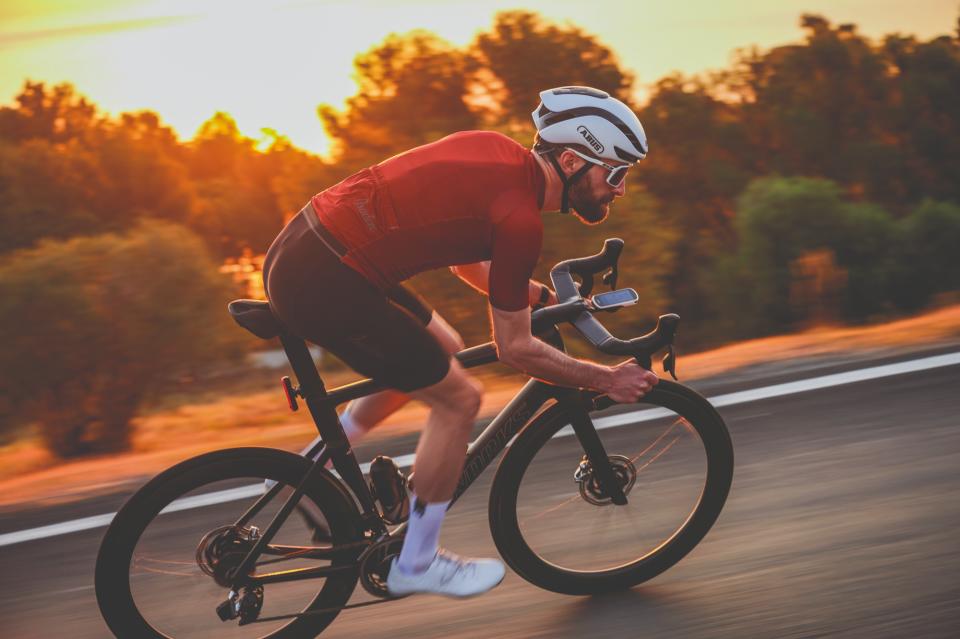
left=95, top=447, right=362, bottom=638
left=488, top=380, right=733, bottom=595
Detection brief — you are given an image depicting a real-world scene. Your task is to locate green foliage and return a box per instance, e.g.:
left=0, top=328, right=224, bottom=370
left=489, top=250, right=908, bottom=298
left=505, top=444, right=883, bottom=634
left=709, top=176, right=900, bottom=336
left=634, top=77, right=755, bottom=339
left=726, top=15, right=960, bottom=210
left=0, top=222, right=246, bottom=457
left=890, top=200, right=960, bottom=309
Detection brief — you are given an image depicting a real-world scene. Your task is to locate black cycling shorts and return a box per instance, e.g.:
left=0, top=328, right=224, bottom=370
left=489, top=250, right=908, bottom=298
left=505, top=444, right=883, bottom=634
left=262, top=206, right=450, bottom=392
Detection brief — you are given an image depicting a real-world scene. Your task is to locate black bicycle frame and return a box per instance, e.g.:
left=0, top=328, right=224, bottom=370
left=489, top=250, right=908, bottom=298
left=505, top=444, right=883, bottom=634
left=231, top=327, right=623, bottom=590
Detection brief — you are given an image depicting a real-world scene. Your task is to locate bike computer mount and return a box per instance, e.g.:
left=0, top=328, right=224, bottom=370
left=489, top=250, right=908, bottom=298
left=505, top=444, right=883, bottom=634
left=590, top=288, right=639, bottom=311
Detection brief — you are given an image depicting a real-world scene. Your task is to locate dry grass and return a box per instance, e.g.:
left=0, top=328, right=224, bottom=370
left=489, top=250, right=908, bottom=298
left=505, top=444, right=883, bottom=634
left=3, top=305, right=959, bottom=509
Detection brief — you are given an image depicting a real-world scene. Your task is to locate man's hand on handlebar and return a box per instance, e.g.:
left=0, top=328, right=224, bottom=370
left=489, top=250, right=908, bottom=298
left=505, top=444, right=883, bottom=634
left=602, top=360, right=659, bottom=403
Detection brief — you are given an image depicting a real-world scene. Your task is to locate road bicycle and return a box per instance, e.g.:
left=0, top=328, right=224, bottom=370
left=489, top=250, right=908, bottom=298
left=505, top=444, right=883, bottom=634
left=95, top=238, right=734, bottom=638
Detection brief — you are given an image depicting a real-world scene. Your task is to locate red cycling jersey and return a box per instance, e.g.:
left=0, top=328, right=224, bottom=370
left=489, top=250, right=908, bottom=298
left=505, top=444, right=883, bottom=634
left=310, top=131, right=546, bottom=311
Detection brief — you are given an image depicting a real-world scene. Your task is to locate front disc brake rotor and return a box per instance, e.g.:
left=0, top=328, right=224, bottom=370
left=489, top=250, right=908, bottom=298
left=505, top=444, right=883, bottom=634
left=574, top=455, right=637, bottom=506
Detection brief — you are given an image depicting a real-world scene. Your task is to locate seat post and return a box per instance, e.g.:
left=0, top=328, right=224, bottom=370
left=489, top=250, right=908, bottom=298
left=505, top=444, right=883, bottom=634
left=277, top=332, right=338, bottom=431
left=277, top=331, right=382, bottom=519
left=278, top=333, right=323, bottom=394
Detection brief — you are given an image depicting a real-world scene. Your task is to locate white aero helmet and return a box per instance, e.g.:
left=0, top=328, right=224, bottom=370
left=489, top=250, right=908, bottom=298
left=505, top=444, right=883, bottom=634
left=532, top=86, right=648, bottom=164
left=531, top=86, right=647, bottom=213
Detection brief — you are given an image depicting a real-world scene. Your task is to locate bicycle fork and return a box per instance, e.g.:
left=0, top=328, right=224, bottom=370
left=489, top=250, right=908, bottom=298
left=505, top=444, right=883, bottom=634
left=560, top=391, right=628, bottom=506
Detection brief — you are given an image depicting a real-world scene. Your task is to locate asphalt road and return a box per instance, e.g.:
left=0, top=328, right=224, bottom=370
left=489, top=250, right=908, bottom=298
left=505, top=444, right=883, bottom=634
left=2, top=349, right=959, bottom=638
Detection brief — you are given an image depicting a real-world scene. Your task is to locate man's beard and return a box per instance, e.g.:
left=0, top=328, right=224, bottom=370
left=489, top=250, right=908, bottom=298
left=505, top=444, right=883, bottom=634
left=568, top=179, right=611, bottom=224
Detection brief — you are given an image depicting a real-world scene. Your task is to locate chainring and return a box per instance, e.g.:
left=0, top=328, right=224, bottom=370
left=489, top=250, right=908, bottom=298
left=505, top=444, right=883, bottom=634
left=358, top=536, right=407, bottom=598
left=197, top=525, right=258, bottom=587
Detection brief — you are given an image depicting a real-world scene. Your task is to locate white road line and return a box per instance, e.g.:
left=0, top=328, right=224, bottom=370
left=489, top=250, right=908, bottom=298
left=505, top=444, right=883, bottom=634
left=2, top=351, right=958, bottom=549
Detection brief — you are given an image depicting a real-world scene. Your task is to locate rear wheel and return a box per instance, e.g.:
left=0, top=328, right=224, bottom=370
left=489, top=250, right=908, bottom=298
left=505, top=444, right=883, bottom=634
left=95, top=448, right=361, bottom=638
left=489, top=381, right=733, bottom=595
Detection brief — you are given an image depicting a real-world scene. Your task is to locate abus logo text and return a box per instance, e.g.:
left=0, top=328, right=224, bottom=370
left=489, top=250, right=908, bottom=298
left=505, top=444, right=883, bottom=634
left=577, top=125, right=604, bottom=154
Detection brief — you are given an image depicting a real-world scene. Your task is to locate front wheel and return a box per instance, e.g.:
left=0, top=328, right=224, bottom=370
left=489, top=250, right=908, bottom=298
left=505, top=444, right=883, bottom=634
left=95, top=447, right=362, bottom=638
left=489, top=380, right=733, bottom=595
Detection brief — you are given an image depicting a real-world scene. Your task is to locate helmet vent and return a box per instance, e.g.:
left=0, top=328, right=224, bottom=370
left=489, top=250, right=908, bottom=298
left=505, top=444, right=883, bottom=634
left=542, top=107, right=646, bottom=156
left=614, top=145, right=642, bottom=163
left=551, top=86, right=610, bottom=99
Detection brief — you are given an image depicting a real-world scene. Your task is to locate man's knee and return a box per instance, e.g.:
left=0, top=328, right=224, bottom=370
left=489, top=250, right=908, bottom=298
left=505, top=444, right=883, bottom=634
left=439, top=375, right=482, bottom=419
left=415, top=365, right=482, bottom=418
left=453, top=376, right=483, bottom=418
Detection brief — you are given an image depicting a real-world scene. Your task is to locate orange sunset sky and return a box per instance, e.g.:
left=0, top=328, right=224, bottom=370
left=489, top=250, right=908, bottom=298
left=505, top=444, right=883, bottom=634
left=1, top=0, right=956, bottom=156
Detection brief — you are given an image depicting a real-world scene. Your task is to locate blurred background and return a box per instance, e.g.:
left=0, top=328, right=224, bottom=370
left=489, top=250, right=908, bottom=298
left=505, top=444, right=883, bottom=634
left=0, top=0, right=958, bottom=466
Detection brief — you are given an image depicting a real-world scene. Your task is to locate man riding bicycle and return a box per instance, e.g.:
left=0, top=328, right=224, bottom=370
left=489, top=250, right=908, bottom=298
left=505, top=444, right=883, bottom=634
left=261, top=86, right=659, bottom=598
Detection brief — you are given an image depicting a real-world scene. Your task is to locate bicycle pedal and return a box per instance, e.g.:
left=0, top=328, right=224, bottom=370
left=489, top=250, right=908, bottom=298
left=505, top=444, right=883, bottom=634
left=216, top=595, right=238, bottom=622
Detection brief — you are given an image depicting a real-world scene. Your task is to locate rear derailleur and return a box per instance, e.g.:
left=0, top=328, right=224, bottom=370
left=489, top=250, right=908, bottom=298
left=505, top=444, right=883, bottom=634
left=216, top=585, right=264, bottom=626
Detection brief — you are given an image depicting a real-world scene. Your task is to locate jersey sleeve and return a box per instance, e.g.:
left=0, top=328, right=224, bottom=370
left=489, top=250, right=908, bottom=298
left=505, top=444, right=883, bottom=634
left=488, top=207, right=543, bottom=311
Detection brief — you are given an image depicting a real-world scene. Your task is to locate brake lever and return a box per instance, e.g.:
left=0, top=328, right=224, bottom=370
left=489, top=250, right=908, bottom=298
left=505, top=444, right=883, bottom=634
left=662, top=345, right=679, bottom=380
left=579, top=274, right=595, bottom=297
left=601, top=264, right=618, bottom=290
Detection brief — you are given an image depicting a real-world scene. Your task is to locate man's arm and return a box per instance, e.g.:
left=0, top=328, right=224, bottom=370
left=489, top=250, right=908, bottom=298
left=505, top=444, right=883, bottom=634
left=451, top=262, right=557, bottom=308
left=491, top=306, right=657, bottom=403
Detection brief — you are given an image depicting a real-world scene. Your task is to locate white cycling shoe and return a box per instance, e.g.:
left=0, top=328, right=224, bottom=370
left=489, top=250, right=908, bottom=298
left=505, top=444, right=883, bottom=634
left=386, top=550, right=506, bottom=598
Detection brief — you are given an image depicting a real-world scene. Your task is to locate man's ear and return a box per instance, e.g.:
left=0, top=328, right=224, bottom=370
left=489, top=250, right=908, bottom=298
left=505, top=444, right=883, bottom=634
left=557, top=149, right=583, bottom=177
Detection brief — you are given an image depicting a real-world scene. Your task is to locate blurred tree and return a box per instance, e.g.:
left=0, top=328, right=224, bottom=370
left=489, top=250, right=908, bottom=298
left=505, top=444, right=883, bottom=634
left=890, top=200, right=960, bottom=309
left=883, top=34, right=960, bottom=206
left=0, top=138, right=104, bottom=252
left=733, top=16, right=896, bottom=201
left=319, top=30, right=480, bottom=164
left=86, top=111, right=197, bottom=226
left=0, top=81, right=100, bottom=143
left=0, top=222, right=246, bottom=457
left=189, top=112, right=256, bottom=181
left=709, top=176, right=897, bottom=337
left=0, top=85, right=199, bottom=252
left=264, top=135, right=335, bottom=220
left=634, top=76, right=755, bottom=339
left=471, top=10, right=635, bottom=126
left=187, top=113, right=287, bottom=255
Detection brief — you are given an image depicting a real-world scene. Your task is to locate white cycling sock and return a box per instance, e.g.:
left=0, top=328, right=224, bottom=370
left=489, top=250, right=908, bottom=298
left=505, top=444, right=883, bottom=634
left=396, top=496, right=450, bottom=576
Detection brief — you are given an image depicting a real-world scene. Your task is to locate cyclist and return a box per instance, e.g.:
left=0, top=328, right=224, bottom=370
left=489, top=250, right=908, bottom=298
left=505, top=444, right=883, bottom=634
left=261, top=86, right=659, bottom=598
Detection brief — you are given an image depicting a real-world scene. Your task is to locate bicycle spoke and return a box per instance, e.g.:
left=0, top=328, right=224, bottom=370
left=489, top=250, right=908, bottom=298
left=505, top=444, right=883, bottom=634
left=521, top=493, right=584, bottom=524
